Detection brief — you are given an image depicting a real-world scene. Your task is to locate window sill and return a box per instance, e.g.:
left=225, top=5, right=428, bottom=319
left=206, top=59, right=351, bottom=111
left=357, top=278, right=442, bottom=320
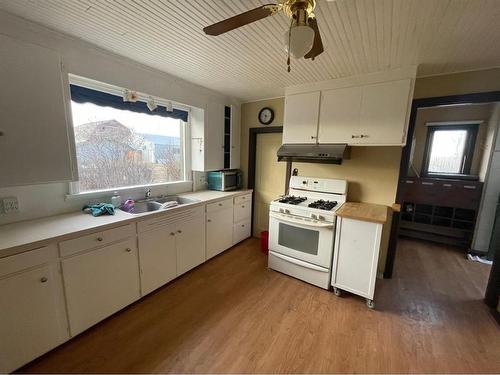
left=65, top=180, right=193, bottom=201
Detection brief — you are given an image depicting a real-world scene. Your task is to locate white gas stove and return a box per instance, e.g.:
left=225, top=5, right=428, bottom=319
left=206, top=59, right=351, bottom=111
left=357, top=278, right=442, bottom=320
left=268, top=176, right=348, bottom=289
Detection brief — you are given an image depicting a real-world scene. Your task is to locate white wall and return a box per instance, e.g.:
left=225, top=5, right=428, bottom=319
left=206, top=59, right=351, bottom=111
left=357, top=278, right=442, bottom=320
left=472, top=103, right=500, bottom=253
left=0, top=11, right=239, bottom=225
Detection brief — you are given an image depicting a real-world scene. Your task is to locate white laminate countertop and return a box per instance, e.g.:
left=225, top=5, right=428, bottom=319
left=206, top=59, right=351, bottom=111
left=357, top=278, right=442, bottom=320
left=0, top=189, right=252, bottom=258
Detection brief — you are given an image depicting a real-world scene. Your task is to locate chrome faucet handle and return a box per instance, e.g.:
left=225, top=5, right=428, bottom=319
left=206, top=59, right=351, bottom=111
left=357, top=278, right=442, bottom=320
left=145, top=188, right=152, bottom=199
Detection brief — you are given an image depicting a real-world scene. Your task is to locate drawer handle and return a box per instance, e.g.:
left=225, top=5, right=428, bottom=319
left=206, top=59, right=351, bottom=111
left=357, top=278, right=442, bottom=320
left=443, top=184, right=452, bottom=187
left=241, top=224, right=245, bottom=227
left=170, top=232, right=175, bottom=236
left=421, top=182, right=434, bottom=186
left=207, top=219, right=212, bottom=222
left=125, top=248, right=132, bottom=252
left=405, top=180, right=414, bottom=184
left=352, top=134, right=368, bottom=139
left=241, top=205, right=245, bottom=208
left=40, top=277, right=48, bottom=283
left=464, top=185, right=476, bottom=189
left=218, top=203, right=223, bottom=206
left=177, top=230, right=182, bottom=233
left=97, top=237, right=103, bottom=242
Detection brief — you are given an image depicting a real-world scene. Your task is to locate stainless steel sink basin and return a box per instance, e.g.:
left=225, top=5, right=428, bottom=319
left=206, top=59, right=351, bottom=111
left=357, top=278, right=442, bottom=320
left=155, top=195, right=200, bottom=205
left=128, top=201, right=163, bottom=214
left=125, top=195, right=200, bottom=215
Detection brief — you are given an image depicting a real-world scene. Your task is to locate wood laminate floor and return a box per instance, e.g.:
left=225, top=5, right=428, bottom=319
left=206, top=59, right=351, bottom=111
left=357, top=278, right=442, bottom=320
left=19, top=238, right=499, bottom=373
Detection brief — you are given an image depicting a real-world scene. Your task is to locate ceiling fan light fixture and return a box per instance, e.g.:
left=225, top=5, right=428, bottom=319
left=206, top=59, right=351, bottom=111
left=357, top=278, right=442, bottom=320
left=284, top=25, right=315, bottom=59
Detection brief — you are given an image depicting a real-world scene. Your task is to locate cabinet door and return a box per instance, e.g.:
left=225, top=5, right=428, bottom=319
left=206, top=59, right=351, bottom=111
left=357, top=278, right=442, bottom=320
left=0, top=34, right=73, bottom=187
left=357, top=79, right=412, bottom=145
left=332, top=218, right=382, bottom=299
left=62, top=239, right=140, bottom=336
left=205, top=102, right=224, bottom=170
left=0, top=263, right=69, bottom=373
left=206, top=208, right=234, bottom=259
left=138, top=226, right=177, bottom=295
left=230, top=104, right=241, bottom=169
left=318, top=87, right=362, bottom=144
left=283, top=91, right=320, bottom=144
left=175, top=214, right=206, bottom=276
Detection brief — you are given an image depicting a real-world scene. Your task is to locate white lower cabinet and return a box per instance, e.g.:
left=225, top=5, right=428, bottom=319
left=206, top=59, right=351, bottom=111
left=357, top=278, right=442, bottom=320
left=138, top=224, right=177, bottom=295
left=206, top=200, right=234, bottom=259
left=0, top=246, right=68, bottom=373
left=61, top=238, right=141, bottom=336
left=233, top=220, right=251, bottom=244
left=138, top=205, right=205, bottom=294
left=332, top=216, right=383, bottom=307
left=232, top=193, right=252, bottom=245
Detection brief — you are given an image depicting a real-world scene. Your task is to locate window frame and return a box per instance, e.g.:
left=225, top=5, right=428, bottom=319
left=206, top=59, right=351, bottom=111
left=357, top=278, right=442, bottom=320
left=66, top=75, right=192, bottom=198
left=421, top=123, right=479, bottom=179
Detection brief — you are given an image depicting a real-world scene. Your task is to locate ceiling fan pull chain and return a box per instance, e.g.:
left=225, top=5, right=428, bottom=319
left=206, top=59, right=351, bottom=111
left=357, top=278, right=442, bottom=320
left=287, top=17, right=293, bottom=73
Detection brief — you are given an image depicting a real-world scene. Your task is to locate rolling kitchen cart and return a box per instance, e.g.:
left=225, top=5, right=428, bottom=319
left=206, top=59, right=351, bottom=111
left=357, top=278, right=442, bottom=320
left=331, top=202, right=389, bottom=309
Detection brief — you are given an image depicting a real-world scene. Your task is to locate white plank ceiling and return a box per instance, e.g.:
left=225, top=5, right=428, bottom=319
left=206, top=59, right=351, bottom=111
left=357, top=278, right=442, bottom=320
left=1, top=0, right=500, bottom=101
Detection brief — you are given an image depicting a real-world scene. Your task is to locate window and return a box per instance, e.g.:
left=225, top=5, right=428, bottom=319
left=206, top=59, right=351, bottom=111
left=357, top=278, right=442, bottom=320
left=422, top=124, right=478, bottom=177
left=69, top=79, right=189, bottom=193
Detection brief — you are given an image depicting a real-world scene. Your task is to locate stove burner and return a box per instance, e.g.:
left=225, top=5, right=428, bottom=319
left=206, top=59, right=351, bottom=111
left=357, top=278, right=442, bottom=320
left=278, top=195, right=307, bottom=205
left=308, top=199, right=338, bottom=211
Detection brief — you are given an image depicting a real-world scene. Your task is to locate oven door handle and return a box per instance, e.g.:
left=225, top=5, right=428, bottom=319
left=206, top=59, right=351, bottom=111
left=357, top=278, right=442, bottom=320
left=270, top=212, right=334, bottom=229
left=271, top=252, right=329, bottom=272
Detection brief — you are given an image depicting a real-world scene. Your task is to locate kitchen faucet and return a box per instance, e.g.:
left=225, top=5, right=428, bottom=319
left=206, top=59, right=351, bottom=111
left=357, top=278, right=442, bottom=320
left=145, top=188, right=152, bottom=200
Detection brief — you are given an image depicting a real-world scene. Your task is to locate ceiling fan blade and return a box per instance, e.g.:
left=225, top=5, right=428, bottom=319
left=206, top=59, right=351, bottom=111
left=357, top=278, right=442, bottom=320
left=203, top=4, right=278, bottom=36
left=304, top=17, right=324, bottom=60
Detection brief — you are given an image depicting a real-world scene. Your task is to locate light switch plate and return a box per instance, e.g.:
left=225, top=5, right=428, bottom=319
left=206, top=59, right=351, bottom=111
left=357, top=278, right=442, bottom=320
left=2, top=197, right=19, bottom=214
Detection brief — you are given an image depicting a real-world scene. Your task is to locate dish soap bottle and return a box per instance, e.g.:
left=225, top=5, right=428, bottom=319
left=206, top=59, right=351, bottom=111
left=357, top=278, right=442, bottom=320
left=111, top=192, right=121, bottom=208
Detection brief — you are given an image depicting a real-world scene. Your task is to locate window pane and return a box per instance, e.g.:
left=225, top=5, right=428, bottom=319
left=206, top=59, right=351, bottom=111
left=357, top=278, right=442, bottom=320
left=428, top=129, right=467, bottom=174
left=71, top=101, right=183, bottom=192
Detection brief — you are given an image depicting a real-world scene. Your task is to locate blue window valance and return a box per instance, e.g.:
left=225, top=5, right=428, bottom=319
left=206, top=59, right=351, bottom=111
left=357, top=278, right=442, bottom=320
left=70, top=84, right=189, bottom=122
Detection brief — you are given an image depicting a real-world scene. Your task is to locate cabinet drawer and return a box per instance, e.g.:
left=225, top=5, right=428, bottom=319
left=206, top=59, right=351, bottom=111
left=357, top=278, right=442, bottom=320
left=233, top=220, right=251, bottom=245
left=137, top=206, right=204, bottom=233
left=234, top=201, right=252, bottom=223
left=206, top=198, right=233, bottom=213
left=59, top=223, right=136, bottom=257
left=234, top=193, right=252, bottom=205
left=0, top=245, right=58, bottom=278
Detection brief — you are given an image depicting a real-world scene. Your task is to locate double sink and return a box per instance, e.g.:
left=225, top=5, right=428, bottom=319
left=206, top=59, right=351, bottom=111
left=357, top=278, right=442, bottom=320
left=125, top=195, right=200, bottom=215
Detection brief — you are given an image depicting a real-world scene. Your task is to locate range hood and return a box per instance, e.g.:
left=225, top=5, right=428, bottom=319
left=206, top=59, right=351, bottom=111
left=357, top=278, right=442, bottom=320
left=277, top=144, right=350, bottom=164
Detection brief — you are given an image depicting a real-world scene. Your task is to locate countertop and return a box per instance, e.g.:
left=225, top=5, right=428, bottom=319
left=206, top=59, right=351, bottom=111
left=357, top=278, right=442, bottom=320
left=0, top=189, right=252, bottom=258
left=336, top=202, right=389, bottom=224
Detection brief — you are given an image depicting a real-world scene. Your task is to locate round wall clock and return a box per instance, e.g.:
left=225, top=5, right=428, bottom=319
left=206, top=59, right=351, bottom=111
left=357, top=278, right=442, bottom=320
left=258, top=107, right=275, bottom=125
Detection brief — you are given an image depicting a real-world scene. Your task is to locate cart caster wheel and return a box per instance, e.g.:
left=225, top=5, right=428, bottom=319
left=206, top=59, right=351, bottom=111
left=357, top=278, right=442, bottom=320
left=333, top=287, right=342, bottom=297
left=366, top=299, right=375, bottom=309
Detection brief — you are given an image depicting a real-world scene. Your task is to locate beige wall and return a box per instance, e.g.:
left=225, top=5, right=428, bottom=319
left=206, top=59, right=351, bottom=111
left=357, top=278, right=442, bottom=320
left=414, top=68, right=500, bottom=98
left=409, top=104, right=493, bottom=178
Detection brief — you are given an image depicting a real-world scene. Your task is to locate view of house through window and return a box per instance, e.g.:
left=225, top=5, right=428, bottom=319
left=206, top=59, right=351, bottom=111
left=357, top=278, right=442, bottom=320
left=70, top=101, right=184, bottom=192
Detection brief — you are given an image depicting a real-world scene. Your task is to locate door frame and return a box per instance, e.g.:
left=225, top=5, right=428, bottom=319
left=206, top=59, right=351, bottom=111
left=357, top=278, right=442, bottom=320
left=385, top=90, right=500, bottom=313
left=247, top=126, right=291, bottom=235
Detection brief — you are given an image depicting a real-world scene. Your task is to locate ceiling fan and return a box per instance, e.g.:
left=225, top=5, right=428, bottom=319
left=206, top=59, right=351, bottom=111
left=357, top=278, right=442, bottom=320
left=203, top=0, right=329, bottom=72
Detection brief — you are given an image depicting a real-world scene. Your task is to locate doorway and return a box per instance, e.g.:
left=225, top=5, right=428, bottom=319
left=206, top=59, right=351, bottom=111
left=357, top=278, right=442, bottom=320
left=386, top=91, right=500, bottom=318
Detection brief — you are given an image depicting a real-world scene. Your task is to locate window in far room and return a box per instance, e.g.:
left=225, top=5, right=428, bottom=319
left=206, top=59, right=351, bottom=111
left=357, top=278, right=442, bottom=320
left=68, top=77, right=189, bottom=193
left=422, top=124, right=479, bottom=177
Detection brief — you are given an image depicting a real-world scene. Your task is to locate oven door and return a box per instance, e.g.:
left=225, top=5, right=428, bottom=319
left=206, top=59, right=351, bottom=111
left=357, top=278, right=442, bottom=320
left=268, top=211, right=335, bottom=268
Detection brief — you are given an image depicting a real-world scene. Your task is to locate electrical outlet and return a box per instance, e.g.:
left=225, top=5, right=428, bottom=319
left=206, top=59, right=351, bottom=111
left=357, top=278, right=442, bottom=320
left=2, top=197, right=19, bottom=214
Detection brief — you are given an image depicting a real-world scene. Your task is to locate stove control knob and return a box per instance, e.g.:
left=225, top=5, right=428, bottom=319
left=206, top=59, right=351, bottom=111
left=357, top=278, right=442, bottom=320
left=319, top=215, right=325, bottom=221
left=311, top=214, right=318, bottom=220
left=284, top=209, right=290, bottom=214
left=279, top=208, right=284, bottom=213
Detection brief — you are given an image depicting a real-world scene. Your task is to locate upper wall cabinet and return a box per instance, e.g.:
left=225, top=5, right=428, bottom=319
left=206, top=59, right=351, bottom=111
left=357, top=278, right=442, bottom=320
left=0, top=35, right=74, bottom=187
left=191, top=102, right=240, bottom=172
left=283, top=68, right=416, bottom=146
left=282, top=91, right=320, bottom=144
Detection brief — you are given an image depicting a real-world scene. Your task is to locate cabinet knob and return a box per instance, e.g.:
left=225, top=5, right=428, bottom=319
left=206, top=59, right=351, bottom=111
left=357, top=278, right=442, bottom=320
left=97, top=237, right=103, bottom=242
left=207, top=219, right=212, bottom=222
left=125, top=248, right=132, bottom=252
left=40, top=277, right=48, bottom=283
left=177, top=230, right=182, bottom=233
left=310, top=136, right=317, bottom=139
left=241, top=224, right=245, bottom=227
left=241, top=205, right=245, bottom=208
left=218, top=203, right=223, bottom=206
left=0, top=131, right=4, bottom=136
left=170, top=232, right=175, bottom=236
